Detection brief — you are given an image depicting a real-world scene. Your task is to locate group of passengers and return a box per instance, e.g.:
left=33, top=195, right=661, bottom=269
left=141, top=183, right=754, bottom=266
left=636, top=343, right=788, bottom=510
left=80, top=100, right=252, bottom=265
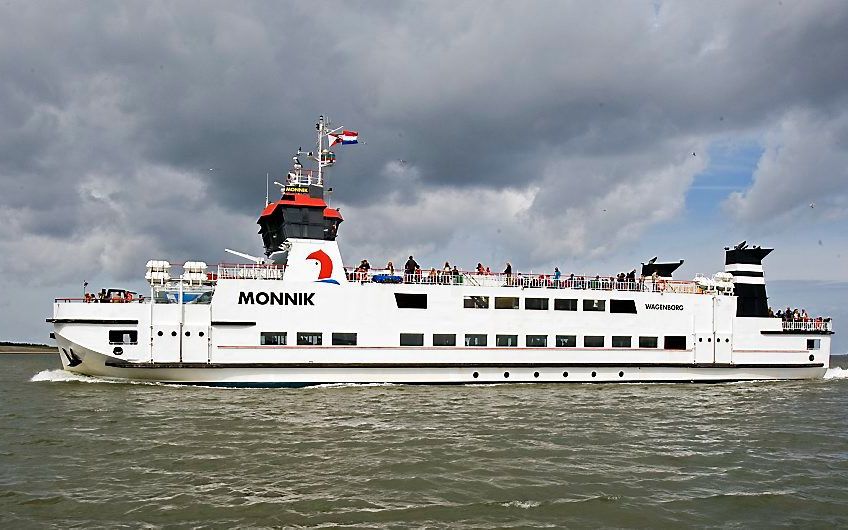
left=770, top=306, right=827, bottom=324
left=349, top=256, right=663, bottom=292
left=83, top=289, right=142, bottom=303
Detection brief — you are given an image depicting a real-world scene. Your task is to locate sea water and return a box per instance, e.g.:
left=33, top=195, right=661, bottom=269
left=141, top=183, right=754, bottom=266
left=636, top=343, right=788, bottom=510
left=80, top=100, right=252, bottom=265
left=2, top=354, right=847, bottom=527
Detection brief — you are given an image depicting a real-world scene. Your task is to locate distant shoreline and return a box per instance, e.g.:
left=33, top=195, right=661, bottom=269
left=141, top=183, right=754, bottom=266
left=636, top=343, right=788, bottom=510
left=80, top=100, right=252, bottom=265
left=0, top=343, right=54, bottom=354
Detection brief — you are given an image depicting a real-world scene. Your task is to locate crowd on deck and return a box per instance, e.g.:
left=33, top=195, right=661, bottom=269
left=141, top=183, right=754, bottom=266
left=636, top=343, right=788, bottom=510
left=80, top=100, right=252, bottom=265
left=770, top=306, right=829, bottom=323
left=348, top=256, right=667, bottom=291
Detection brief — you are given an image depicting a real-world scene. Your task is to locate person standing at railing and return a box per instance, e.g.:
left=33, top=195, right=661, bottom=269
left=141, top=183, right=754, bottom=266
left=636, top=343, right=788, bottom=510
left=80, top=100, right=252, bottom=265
left=554, top=267, right=561, bottom=287
left=476, top=262, right=485, bottom=274
left=386, top=261, right=395, bottom=275
left=404, top=255, right=418, bottom=281
left=452, top=265, right=462, bottom=285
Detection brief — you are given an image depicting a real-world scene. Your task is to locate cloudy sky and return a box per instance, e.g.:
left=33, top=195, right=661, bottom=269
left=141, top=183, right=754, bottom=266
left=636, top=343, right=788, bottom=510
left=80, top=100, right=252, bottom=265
left=1, top=1, right=846, bottom=349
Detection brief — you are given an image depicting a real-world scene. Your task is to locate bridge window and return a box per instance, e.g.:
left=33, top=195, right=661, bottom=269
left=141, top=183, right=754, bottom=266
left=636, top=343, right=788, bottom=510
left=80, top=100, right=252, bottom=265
left=556, top=335, right=577, bottom=347
left=331, top=332, right=357, bottom=346
left=495, top=297, right=519, bottom=309
left=554, top=298, right=578, bottom=311
left=108, top=330, right=138, bottom=345
left=612, top=336, right=632, bottom=348
left=465, top=334, right=487, bottom=346
left=496, top=334, right=518, bottom=347
left=297, top=332, right=322, bottom=346
left=464, top=296, right=490, bottom=309
left=395, top=293, right=427, bottom=309
left=526, top=335, right=547, bottom=347
left=525, top=298, right=549, bottom=310
left=400, top=333, right=424, bottom=346
left=260, top=332, right=287, bottom=346
left=664, top=336, right=687, bottom=350
left=433, top=333, right=456, bottom=346
left=584, top=335, right=605, bottom=347
left=583, top=299, right=606, bottom=312
left=610, top=299, right=637, bottom=314
left=639, top=336, right=658, bottom=348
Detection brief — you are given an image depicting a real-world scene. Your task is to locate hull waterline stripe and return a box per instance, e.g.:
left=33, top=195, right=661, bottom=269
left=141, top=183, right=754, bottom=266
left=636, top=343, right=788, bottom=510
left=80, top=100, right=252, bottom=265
left=166, top=379, right=808, bottom=388
left=46, top=318, right=139, bottom=325
left=104, top=361, right=825, bottom=369
left=211, top=321, right=256, bottom=326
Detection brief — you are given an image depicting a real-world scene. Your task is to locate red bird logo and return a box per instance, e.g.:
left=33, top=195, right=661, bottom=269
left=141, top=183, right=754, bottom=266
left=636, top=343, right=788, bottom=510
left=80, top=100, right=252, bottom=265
left=306, top=249, right=339, bottom=284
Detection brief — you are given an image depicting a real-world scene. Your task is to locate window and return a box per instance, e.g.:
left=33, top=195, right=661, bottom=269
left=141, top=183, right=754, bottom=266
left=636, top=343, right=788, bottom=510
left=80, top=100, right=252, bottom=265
left=395, top=293, right=427, bottom=309
left=109, top=330, right=138, bottom=344
left=525, top=298, right=549, bottom=310
left=495, top=297, right=519, bottom=309
left=260, top=332, right=287, bottom=345
left=664, top=336, right=687, bottom=350
left=584, top=335, right=605, bottom=347
left=554, top=298, right=578, bottom=311
left=612, top=336, right=632, bottom=348
left=297, top=332, right=322, bottom=346
left=465, top=334, right=487, bottom=346
left=496, top=334, right=518, bottom=347
left=556, top=335, right=577, bottom=347
left=332, top=332, right=357, bottom=346
left=464, top=296, right=490, bottom=309
left=433, top=334, right=456, bottom=346
left=807, top=339, right=821, bottom=350
left=526, top=335, right=547, bottom=347
left=400, top=333, right=424, bottom=346
left=583, top=299, right=606, bottom=312
left=639, top=336, right=658, bottom=348
left=610, top=299, right=637, bottom=314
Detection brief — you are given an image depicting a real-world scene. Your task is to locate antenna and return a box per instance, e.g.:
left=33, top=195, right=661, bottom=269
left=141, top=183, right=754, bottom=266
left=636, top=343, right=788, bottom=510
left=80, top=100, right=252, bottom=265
left=265, top=172, right=269, bottom=207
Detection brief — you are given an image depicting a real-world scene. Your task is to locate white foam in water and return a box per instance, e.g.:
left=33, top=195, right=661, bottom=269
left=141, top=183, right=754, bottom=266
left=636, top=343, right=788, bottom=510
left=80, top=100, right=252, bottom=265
left=29, top=369, right=161, bottom=386
left=824, top=367, right=848, bottom=380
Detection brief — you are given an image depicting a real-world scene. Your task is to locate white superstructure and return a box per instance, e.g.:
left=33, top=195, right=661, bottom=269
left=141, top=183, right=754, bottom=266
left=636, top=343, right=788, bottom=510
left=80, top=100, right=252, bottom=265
left=49, top=117, right=833, bottom=386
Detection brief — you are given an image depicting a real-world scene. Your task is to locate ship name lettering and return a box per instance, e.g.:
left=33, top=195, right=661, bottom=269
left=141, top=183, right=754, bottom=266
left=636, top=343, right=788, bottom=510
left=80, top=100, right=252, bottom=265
left=238, top=291, right=315, bottom=306
left=644, top=303, right=684, bottom=310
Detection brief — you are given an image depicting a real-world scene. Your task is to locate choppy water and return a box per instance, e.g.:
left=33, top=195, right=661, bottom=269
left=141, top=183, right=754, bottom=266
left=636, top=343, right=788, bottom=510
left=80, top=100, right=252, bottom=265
left=2, top=354, right=848, bottom=528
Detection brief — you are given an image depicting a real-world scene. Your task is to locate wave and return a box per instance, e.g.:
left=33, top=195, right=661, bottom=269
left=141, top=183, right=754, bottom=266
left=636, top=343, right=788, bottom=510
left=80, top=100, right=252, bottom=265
left=29, top=369, right=163, bottom=386
left=824, top=367, right=848, bottom=380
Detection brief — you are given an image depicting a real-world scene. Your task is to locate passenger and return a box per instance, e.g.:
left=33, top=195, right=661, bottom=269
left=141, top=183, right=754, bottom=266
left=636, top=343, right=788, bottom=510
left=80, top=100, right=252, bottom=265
left=485, top=266, right=492, bottom=275
left=404, top=255, right=419, bottom=277
left=415, top=265, right=422, bottom=283
left=386, top=261, right=395, bottom=275
left=428, top=267, right=438, bottom=284
left=452, top=265, right=461, bottom=284
left=554, top=267, right=561, bottom=287
left=503, top=262, right=512, bottom=275
left=768, top=307, right=775, bottom=318
left=98, top=289, right=108, bottom=303
left=476, top=262, right=485, bottom=274
left=651, top=271, right=659, bottom=291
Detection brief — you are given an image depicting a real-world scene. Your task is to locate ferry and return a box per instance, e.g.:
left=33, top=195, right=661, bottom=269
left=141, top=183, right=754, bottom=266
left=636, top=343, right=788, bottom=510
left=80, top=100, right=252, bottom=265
left=48, top=117, right=833, bottom=386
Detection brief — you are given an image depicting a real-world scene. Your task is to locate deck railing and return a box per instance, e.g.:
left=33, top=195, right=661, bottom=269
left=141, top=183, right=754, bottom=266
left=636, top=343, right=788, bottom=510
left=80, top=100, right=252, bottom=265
left=217, top=263, right=285, bottom=280
left=782, top=320, right=831, bottom=332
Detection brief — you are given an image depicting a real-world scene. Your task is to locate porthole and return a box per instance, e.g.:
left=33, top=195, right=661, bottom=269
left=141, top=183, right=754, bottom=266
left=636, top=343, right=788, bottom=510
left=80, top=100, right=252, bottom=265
left=708, top=338, right=712, bottom=342
left=157, top=331, right=163, bottom=337
left=171, top=331, right=177, bottom=337
left=591, top=371, right=597, bottom=378
left=809, top=354, right=815, bottom=362
left=618, top=371, right=624, bottom=378
left=472, top=371, right=479, bottom=378
left=185, top=331, right=191, bottom=337
left=562, top=371, right=569, bottom=377
left=726, top=338, right=730, bottom=343
left=113, top=346, right=123, bottom=356
left=698, top=338, right=703, bottom=342
left=199, top=332, right=205, bottom=337
left=533, top=371, right=540, bottom=378
left=504, top=371, right=510, bottom=378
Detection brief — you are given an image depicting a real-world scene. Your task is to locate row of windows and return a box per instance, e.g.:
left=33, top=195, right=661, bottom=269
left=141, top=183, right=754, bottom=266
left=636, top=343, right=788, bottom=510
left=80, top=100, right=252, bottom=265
left=259, top=331, right=685, bottom=349
left=463, top=296, right=636, bottom=313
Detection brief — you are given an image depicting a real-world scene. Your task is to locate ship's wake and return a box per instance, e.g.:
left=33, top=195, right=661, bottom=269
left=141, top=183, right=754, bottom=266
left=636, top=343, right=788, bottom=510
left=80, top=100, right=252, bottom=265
left=824, top=367, right=848, bottom=380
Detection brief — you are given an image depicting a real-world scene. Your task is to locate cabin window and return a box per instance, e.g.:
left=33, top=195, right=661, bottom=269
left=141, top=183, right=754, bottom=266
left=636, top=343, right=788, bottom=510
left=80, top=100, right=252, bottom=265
left=526, top=335, right=547, bottom=347
left=400, top=333, right=424, bottom=346
left=331, top=332, right=357, bottom=346
left=495, top=297, right=519, bottom=309
left=496, top=334, right=518, bottom=347
left=433, top=334, right=456, bottom=346
left=807, top=339, right=821, bottom=350
left=612, top=336, right=632, bottom=348
left=584, top=335, right=605, bottom=347
left=610, top=299, right=637, bottom=314
left=260, top=332, right=287, bottom=346
left=664, top=336, right=687, bottom=350
left=464, top=296, right=490, bottom=309
left=583, top=299, right=606, bottom=312
left=109, top=330, right=137, bottom=345
left=525, top=298, right=549, bottom=310
left=639, top=336, right=658, bottom=348
left=554, top=298, right=578, bottom=311
left=556, top=335, right=577, bottom=347
left=395, top=293, right=427, bottom=309
left=465, top=334, right=487, bottom=346
left=297, top=332, right=322, bottom=346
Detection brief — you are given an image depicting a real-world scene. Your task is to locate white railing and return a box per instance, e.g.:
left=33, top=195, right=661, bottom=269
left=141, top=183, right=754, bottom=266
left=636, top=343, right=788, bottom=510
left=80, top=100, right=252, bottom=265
left=286, top=169, right=322, bottom=187
left=782, top=320, right=831, bottom=332
left=217, top=263, right=285, bottom=280
left=344, top=268, right=720, bottom=295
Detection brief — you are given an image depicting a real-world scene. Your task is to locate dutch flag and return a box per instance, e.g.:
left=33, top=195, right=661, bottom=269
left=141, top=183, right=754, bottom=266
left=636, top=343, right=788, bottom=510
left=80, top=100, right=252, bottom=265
left=329, top=130, right=358, bottom=146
